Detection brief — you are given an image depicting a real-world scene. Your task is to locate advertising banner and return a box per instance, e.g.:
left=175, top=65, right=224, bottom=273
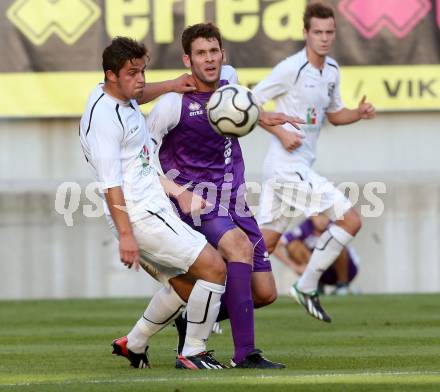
left=1, top=0, right=439, bottom=117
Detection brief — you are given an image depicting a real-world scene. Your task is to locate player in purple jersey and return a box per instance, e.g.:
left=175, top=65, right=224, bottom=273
left=147, top=23, right=301, bottom=369
left=273, top=215, right=359, bottom=295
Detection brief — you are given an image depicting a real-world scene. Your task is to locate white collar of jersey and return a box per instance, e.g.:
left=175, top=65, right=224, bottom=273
left=302, top=47, right=330, bottom=72
left=100, top=84, right=133, bottom=107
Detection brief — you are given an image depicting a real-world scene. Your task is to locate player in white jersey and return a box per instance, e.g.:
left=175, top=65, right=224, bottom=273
left=253, top=2, right=375, bottom=322
left=79, top=37, right=228, bottom=370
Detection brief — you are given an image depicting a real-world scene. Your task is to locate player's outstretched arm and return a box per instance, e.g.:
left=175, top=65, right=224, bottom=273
left=158, top=175, right=211, bottom=216
left=104, top=187, right=140, bottom=271
left=137, top=74, right=196, bottom=104
left=259, top=110, right=305, bottom=129
left=273, top=241, right=307, bottom=275
left=327, top=95, right=376, bottom=126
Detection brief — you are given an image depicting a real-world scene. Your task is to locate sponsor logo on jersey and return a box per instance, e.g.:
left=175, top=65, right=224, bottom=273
left=189, top=101, right=204, bottom=116
left=328, top=82, right=336, bottom=97
left=263, top=251, right=270, bottom=263
left=224, top=138, right=232, bottom=165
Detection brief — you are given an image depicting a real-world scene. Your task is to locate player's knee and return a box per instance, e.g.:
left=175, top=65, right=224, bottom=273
left=202, top=261, right=226, bottom=285
left=208, top=249, right=227, bottom=282
left=212, top=258, right=226, bottom=282
left=195, top=245, right=226, bottom=284
left=341, top=209, right=362, bottom=235
left=234, top=238, right=254, bottom=261
left=254, top=290, right=277, bottom=308
left=222, top=231, right=254, bottom=262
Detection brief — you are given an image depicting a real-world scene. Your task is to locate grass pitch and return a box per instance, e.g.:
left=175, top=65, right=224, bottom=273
left=1, top=294, right=439, bottom=391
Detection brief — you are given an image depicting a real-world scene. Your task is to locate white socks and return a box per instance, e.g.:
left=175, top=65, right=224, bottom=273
left=126, top=279, right=225, bottom=356
left=127, top=285, right=186, bottom=354
left=182, top=279, right=225, bottom=357
left=298, top=224, right=353, bottom=293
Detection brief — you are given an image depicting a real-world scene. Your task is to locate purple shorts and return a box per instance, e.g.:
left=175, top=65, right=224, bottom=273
left=180, top=207, right=272, bottom=273
left=320, top=256, right=358, bottom=285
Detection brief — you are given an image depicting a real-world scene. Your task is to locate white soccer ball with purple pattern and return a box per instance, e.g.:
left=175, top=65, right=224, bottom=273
left=207, top=84, right=260, bottom=138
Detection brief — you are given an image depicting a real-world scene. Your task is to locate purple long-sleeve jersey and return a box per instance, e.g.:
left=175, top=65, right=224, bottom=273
left=158, top=80, right=248, bottom=218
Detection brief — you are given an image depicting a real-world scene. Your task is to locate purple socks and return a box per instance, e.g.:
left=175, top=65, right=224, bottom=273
left=224, top=261, right=255, bottom=363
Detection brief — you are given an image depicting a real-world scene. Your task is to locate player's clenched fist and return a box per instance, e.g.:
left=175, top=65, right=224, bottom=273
left=279, top=128, right=305, bottom=152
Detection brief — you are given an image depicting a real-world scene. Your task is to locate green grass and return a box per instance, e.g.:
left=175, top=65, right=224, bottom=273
left=1, top=295, right=440, bottom=391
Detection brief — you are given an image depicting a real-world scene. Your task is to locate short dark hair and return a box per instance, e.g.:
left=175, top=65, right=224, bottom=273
left=303, top=2, right=335, bottom=31
left=181, top=23, right=223, bottom=55
left=102, top=37, right=148, bottom=79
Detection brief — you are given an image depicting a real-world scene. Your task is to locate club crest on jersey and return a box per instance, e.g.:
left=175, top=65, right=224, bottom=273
left=327, top=82, right=336, bottom=97
left=306, top=107, right=317, bottom=125
left=189, top=101, right=203, bottom=116
left=139, top=145, right=152, bottom=175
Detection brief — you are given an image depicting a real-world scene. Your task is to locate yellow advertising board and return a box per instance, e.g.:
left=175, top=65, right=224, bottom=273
left=1, top=65, right=439, bottom=117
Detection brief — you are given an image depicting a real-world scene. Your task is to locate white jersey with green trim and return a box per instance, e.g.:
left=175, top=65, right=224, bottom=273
left=79, top=84, right=170, bottom=223
left=253, top=48, right=344, bottom=169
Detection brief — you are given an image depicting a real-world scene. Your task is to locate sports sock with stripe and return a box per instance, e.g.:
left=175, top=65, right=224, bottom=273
left=127, top=285, right=186, bottom=354
left=298, top=224, right=353, bottom=293
left=182, top=279, right=225, bottom=357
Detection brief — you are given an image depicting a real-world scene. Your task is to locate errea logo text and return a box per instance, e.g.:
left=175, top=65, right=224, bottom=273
left=189, top=102, right=203, bottom=117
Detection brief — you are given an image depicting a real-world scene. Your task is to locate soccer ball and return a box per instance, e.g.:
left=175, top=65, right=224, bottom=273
left=207, top=84, right=260, bottom=138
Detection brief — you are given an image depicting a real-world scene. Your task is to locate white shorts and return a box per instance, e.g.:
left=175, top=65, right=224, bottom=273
left=109, top=207, right=207, bottom=285
left=257, top=165, right=352, bottom=234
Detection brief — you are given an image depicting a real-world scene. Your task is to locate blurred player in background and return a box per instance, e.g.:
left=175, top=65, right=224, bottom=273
left=79, top=36, right=229, bottom=370
left=148, top=23, right=301, bottom=369
left=273, top=214, right=360, bottom=295
left=253, top=2, right=375, bottom=322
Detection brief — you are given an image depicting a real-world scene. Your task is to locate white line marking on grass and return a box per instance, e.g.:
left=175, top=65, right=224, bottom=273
left=3, top=371, right=440, bottom=387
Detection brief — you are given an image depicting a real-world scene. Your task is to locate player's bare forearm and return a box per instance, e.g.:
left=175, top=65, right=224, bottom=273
left=138, top=81, right=173, bottom=104
left=259, top=110, right=305, bottom=129
left=327, top=95, right=375, bottom=125
left=137, top=74, right=196, bottom=104
left=159, top=175, right=186, bottom=199
left=105, top=187, right=132, bottom=235
left=273, top=244, right=294, bottom=267
left=326, top=108, right=362, bottom=125
left=159, top=175, right=209, bottom=215
left=259, top=122, right=283, bottom=136
left=104, top=186, right=140, bottom=269
left=260, top=123, right=304, bottom=152
left=287, top=241, right=311, bottom=271
left=273, top=244, right=305, bottom=275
